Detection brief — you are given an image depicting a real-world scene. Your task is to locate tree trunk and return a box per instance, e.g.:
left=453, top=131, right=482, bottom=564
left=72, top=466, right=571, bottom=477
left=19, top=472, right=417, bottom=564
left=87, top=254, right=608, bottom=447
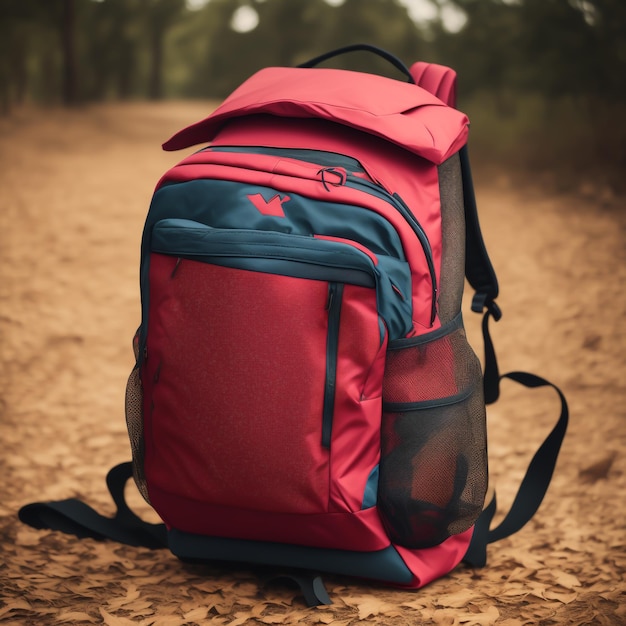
left=61, top=0, right=78, bottom=105
left=148, top=28, right=163, bottom=100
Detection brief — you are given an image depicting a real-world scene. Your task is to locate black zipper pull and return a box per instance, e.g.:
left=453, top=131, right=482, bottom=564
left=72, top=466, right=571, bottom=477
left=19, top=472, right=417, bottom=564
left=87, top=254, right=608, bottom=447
left=318, top=167, right=347, bottom=191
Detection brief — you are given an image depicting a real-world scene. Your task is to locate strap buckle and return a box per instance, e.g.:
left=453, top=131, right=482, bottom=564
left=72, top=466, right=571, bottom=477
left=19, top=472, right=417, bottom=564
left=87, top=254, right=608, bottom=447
left=471, top=292, right=502, bottom=321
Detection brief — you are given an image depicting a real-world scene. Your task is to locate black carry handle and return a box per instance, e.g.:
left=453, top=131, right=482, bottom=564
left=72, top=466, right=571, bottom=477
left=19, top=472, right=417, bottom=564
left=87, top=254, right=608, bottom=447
left=298, top=44, right=416, bottom=84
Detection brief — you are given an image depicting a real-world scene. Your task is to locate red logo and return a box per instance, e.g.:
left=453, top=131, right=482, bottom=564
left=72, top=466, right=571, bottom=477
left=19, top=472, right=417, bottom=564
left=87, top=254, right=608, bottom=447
left=247, top=193, right=290, bottom=217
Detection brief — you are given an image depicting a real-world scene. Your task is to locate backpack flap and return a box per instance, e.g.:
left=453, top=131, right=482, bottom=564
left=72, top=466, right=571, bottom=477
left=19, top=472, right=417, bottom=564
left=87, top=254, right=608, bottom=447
left=161, top=66, right=469, bottom=165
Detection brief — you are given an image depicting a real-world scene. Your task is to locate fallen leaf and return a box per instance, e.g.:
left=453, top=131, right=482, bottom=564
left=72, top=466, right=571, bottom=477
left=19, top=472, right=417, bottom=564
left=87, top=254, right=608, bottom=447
left=148, top=615, right=188, bottom=626
left=579, top=453, right=617, bottom=484
left=542, top=589, right=579, bottom=604
left=352, top=595, right=404, bottom=620
left=550, top=570, right=582, bottom=589
left=56, top=611, right=97, bottom=623
left=437, top=589, right=476, bottom=608
left=14, top=528, right=46, bottom=546
left=99, top=608, right=138, bottom=626
left=182, top=606, right=209, bottom=621
left=459, top=605, right=500, bottom=625
left=0, top=598, right=32, bottom=617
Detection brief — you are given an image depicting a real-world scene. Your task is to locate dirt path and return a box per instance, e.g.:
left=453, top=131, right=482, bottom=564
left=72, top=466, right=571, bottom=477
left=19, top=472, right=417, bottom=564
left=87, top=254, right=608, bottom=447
left=1, top=103, right=624, bottom=625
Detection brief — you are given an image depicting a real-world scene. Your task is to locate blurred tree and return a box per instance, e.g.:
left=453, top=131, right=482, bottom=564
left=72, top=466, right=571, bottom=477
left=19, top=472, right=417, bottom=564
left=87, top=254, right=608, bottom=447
left=1, top=0, right=623, bottom=115
left=430, top=0, right=524, bottom=106
left=80, top=0, right=143, bottom=101
left=322, top=0, right=423, bottom=75
left=142, top=0, right=185, bottom=100
left=175, top=0, right=423, bottom=98
left=0, top=1, right=68, bottom=109
left=60, top=0, right=78, bottom=105
left=0, top=1, right=32, bottom=112
left=182, top=0, right=337, bottom=98
left=438, top=0, right=625, bottom=101
left=578, top=0, right=626, bottom=98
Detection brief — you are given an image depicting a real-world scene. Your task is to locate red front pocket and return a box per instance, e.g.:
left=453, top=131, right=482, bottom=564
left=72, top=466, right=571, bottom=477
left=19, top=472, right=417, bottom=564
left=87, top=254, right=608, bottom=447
left=143, top=254, right=332, bottom=515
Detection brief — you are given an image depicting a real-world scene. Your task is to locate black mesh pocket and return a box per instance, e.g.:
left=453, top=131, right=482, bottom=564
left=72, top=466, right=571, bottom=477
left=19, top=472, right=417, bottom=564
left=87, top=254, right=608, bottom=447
left=125, top=332, right=150, bottom=503
left=379, top=315, right=488, bottom=548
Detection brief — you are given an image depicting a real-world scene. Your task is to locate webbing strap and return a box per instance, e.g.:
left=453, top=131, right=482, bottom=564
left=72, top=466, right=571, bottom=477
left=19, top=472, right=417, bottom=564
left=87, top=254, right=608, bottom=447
left=17, top=463, right=332, bottom=607
left=18, top=462, right=168, bottom=549
left=464, top=370, right=569, bottom=567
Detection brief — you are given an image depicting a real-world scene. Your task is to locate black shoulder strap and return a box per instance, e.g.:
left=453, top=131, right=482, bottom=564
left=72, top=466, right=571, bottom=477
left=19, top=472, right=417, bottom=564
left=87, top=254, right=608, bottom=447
left=18, top=463, right=332, bottom=607
left=457, top=126, right=569, bottom=568
left=457, top=143, right=502, bottom=404
left=463, top=371, right=569, bottom=567
left=18, top=462, right=168, bottom=549
left=459, top=144, right=500, bottom=313
left=458, top=126, right=569, bottom=567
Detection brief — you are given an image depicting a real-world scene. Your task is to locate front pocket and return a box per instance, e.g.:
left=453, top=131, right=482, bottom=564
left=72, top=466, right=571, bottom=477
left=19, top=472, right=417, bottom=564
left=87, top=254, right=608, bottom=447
left=142, top=220, right=412, bottom=516
left=151, top=219, right=413, bottom=339
left=378, top=315, right=488, bottom=548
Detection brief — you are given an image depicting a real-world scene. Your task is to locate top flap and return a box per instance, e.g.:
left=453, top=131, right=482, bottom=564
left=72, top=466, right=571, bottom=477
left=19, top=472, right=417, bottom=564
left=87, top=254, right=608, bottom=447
left=162, top=67, right=469, bottom=164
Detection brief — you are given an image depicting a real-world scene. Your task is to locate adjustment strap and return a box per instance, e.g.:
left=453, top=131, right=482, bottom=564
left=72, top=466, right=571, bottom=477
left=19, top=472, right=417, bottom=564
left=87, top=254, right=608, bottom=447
left=464, top=372, right=569, bottom=566
left=480, top=301, right=503, bottom=405
left=18, top=462, right=167, bottom=549
left=262, top=571, right=332, bottom=607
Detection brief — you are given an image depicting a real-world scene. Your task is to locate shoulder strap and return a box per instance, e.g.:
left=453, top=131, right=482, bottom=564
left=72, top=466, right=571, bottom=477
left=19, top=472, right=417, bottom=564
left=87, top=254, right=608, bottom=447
left=18, top=462, right=168, bottom=548
left=18, top=462, right=332, bottom=607
left=409, top=61, right=457, bottom=107
left=463, top=371, right=569, bottom=566
left=411, top=60, right=569, bottom=562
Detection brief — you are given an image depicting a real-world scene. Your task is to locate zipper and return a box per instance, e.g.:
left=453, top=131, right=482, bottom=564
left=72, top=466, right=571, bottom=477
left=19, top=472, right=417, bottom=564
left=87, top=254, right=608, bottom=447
left=205, top=146, right=438, bottom=325
left=151, top=219, right=376, bottom=287
left=340, top=176, right=437, bottom=326
left=209, top=145, right=366, bottom=174
left=322, top=281, right=343, bottom=449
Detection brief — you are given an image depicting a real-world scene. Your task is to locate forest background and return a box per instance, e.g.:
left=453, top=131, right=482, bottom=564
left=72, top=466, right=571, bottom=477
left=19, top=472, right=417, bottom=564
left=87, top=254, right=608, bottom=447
left=1, top=0, right=625, bottom=192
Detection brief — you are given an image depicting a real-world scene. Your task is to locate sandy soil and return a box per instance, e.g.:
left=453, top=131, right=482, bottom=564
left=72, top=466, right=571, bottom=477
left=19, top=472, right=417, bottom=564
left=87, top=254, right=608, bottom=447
left=0, top=102, right=624, bottom=625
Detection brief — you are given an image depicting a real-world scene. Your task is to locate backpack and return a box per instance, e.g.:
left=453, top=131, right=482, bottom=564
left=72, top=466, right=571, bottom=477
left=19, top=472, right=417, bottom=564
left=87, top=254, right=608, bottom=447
left=19, top=45, right=568, bottom=607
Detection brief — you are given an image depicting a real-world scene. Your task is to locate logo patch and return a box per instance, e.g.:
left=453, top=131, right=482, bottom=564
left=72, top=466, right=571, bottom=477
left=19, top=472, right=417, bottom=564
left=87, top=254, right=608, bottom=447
left=247, top=193, right=291, bottom=217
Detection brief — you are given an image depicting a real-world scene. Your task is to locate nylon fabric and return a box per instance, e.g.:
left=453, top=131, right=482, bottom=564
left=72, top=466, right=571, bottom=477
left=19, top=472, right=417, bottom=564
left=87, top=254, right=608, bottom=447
left=155, top=160, right=434, bottom=330
left=208, top=116, right=444, bottom=331
left=328, top=284, right=387, bottom=512
left=144, top=255, right=331, bottom=515
left=394, top=528, right=473, bottom=588
left=162, top=67, right=469, bottom=164
left=409, top=62, right=457, bottom=108
left=144, top=255, right=398, bottom=519
left=147, top=483, right=393, bottom=552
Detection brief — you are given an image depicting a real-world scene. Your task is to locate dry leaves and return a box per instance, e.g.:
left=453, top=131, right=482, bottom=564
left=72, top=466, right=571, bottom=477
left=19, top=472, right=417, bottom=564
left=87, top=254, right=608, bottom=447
left=1, top=103, right=626, bottom=625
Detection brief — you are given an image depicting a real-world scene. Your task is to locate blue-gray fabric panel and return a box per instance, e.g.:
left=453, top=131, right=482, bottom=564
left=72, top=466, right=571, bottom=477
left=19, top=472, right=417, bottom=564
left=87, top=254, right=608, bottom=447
left=167, top=528, right=414, bottom=585
left=151, top=218, right=413, bottom=338
left=147, top=179, right=406, bottom=260
left=361, top=465, right=379, bottom=509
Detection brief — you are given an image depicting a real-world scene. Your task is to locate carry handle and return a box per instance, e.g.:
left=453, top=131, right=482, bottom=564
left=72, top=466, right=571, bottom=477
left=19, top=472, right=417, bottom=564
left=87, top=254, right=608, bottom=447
left=298, top=44, right=416, bottom=84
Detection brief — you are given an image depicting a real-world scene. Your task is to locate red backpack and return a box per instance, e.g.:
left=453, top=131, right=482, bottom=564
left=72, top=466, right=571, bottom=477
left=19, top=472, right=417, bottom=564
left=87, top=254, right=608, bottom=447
left=19, top=45, right=568, bottom=606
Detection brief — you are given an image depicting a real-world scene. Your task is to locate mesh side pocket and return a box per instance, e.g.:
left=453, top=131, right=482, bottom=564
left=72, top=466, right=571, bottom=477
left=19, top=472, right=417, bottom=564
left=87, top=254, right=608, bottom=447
left=125, top=334, right=150, bottom=503
left=379, top=317, right=487, bottom=548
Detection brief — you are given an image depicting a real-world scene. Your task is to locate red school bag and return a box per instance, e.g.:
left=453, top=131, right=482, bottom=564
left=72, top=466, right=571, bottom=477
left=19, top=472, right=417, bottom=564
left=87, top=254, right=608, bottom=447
left=19, top=45, right=568, bottom=606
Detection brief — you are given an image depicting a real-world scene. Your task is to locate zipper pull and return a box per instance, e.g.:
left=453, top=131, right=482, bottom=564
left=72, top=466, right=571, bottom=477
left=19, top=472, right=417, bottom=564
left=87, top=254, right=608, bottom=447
left=318, top=167, right=347, bottom=191
left=170, top=257, right=183, bottom=278
left=326, top=286, right=334, bottom=311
